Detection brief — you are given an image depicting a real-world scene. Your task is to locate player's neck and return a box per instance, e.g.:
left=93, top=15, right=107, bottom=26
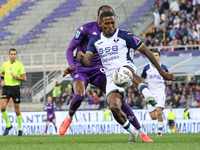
left=10, top=60, right=16, bottom=64
left=103, top=28, right=116, bottom=38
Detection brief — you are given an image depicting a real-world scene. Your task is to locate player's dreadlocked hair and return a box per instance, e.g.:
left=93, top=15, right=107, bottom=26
left=97, top=5, right=117, bottom=17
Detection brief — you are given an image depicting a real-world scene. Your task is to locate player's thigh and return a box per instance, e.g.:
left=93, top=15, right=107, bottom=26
left=46, top=121, right=50, bottom=126
left=89, top=67, right=106, bottom=92
left=73, top=80, right=87, bottom=96
left=154, top=93, right=165, bottom=109
left=11, top=86, right=21, bottom=103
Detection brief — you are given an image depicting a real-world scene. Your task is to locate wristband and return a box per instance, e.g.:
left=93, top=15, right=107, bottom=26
left=1, top=76, right=4, bottom=81
left=14, top=76, right=17, bottom=79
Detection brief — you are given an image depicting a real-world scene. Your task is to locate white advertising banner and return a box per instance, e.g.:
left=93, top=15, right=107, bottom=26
left=0, top=108, right=200, bottom=135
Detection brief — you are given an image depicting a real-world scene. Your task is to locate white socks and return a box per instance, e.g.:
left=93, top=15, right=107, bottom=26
left=122, top=120, right=136, bottom=134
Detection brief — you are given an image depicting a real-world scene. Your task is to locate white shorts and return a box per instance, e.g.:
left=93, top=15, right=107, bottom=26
left=106, top=61, right=137, bottom=97
left=148, top=92, right=166, bottom=113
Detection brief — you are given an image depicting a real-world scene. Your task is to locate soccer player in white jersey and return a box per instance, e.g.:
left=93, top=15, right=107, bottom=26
left=77, top=11, right=174, bottom=142
left=141, top=50, right=171, bottom=136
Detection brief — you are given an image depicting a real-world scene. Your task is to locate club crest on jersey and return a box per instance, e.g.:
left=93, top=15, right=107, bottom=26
left=92, top=32, right=97, bottom=35
left=75, top=31, right=80, bottom=38
left=74, top=74, right=79, bottom=78
left=114, top=38, right=119, bottom=43
left=127, top=33, right=132, bottom=35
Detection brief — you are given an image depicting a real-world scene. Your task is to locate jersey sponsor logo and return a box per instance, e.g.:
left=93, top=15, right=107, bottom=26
left=99, top=45, right=118, bottom=55
left=92, top=32, right=97, bottom=35
left=80, top=26, right=83, bottom=31
left=75, top=31, right=80, bottom=38
left=113, top=38, right=119, bottom=43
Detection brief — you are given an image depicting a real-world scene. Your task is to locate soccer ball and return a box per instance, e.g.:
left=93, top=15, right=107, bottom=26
left=112, top=67, right=133, bottom=88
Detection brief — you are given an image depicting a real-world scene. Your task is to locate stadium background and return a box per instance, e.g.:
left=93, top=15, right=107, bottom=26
left=0, top=0, right=200, bottom=135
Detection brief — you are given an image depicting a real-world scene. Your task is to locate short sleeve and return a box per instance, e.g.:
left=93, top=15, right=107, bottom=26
left=20, top=63, right=26, bottom=75
left=141, top=68, right=147, bottom=79
left=161, top=64, right=169, bottom=72
left=86, top=36, right=98, bottom=55
left=119, top=31, right=144, bottom=51
left=1, top=63, right=5, bottom=73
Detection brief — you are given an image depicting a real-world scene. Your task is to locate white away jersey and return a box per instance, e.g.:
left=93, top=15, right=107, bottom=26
left=87, top=29, right=144, bottom=76
left=141, top=63, right=168, bottom=92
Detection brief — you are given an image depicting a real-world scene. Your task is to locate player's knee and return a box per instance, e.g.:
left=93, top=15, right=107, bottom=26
left=157, top=110, right=162, bottom=116
left=151, top=116, right=157, bottom=120
left=110, top=104, right=120, bottom=114
left=1, top=107, right=6, bottom=112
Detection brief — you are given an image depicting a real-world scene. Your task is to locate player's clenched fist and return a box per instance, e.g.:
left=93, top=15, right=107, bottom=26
left=77, top=51, right=85, bottom=60
left=62, top=66, right=75, bottom=77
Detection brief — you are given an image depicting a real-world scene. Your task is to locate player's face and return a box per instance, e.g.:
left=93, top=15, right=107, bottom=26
left=101, top=16, right=115, bottom=36
left=47, top=96, right=52, bottom=103
left=153, top=52, right=160, bottom=62
left=9, top=50, right=17, bottom=62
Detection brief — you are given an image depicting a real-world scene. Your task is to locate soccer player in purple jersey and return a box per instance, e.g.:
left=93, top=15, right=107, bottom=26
left=42, top=95, right=57, bottom=135
left=59, top=5, right=152, bottom=142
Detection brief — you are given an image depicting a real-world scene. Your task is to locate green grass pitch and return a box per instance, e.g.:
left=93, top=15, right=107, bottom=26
left=1, top=133, right=200, bottom=150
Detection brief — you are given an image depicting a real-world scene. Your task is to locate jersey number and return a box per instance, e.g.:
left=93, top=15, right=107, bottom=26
left=99, top=45, right=118, bottom=54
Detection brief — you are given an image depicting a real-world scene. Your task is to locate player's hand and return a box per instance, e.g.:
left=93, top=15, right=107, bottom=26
left=1, top=80, right=5, bottom=86
left=77, top=51, right=85, bottom=60
left=11, top=72, right=15, bottom=78
left=62, top=66, right=75, bottom=77
left=160, top=72, right=175, bottom=81
left=49, top=114, right=53, bottom=119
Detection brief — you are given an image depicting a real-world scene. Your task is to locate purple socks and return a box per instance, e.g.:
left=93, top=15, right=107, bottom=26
left=69, top=94, right=84, bottom=116
left=121, top=102, right=141, bottom=130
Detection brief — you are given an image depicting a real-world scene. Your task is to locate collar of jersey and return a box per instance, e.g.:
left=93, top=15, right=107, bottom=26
left=102, top=28, right=117, bottom=38
left=9, top=60, right=17, bottom=64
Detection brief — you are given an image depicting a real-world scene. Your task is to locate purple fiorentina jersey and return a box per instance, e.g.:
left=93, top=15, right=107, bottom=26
left=66, top=21, right=103, bottom=74
left=45, top=101, right=56, bottom=117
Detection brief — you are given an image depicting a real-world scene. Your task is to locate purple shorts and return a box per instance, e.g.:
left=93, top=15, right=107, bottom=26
left=46, top=115, right=56, bottom=123
left=71, top=66, right=106, bottom=89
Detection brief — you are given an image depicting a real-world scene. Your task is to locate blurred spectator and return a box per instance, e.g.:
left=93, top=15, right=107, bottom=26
left=190, top=97, right=198, bottom=108
left=52, top=81, right=62, bottom=101
left=166, top=86, right=173, bottom=96
left=103, top=105, right=111, bottom=121
left=182, top=105, right=190, bottom=119
left=179, top=95, right=186, bottom=108
left=153, top=4, right=161, bottom=27
left=92, top=92, right=100, bottom=104
left=67, top=81, right=73, bottom=92
left=194, top=90, right=200, bottom=101
left=126, top=97, right=134, bottom=107
left=99, top=93, right=106, bottom=110
left=186, top=94, right=192, bottom=106
left=172, top=95, right=180, bottom=108
left=170, top=0, right=180, bottom=12
left=55, top=94, right=63, bottom=110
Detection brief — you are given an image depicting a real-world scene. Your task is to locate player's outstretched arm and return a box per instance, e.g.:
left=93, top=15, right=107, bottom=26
left=77, top=51, right=93, bottom=67
left=138, top=45, right=175, bottom=81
